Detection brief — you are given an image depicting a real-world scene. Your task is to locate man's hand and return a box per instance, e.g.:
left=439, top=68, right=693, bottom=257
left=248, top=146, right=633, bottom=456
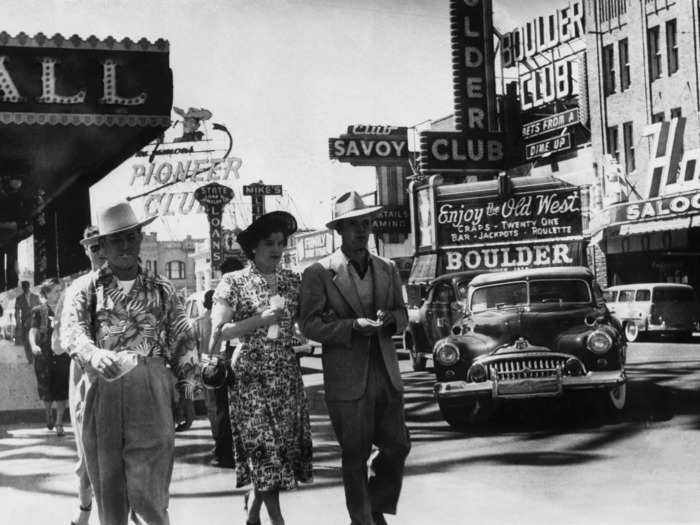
left=31, top=344, right=42, bottom=357
left=353, top=318, right=382, bottom=335
left=376, top=310, right=396, bottom=328
left=90, top=349, right=121, bottom=379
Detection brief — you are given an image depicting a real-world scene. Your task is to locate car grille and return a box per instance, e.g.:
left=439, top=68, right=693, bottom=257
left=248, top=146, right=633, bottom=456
left=487, top=356, right=568, bottom=381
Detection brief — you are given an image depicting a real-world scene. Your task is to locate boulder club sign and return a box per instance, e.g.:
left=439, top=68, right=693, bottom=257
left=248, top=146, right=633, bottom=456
left=419, top=0, right=505, bottom=174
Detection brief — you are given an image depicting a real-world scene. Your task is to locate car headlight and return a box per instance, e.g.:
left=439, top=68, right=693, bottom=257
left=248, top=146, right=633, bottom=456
left=587, top=330, right=613, bottom=355
left=434, top=341, right=460, bottom=366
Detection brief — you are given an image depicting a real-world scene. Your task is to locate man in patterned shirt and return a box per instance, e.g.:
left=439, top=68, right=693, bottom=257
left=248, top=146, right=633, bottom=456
left=62, top=202, right=198, bottom=525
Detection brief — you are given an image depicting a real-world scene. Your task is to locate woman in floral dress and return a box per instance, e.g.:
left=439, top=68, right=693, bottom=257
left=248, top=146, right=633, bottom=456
left=210, top=211, right=312, bottom=525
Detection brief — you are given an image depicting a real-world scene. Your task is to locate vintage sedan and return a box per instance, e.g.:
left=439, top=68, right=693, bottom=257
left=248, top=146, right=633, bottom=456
left=433, top=266, right=627, bottom=430
left=405, top=270, right=481, bottom=371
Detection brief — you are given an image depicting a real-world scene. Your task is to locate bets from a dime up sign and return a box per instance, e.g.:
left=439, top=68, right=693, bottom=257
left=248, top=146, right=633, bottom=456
left=194, top=182, right=234, bottom=270
left=419, top=0, right=505, bottom=175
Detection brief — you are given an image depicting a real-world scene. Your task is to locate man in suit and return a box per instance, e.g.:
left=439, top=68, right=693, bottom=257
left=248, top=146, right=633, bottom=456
left=299, top=191, right=410, bottom=525
left=15, top=280, right=41, bottom=364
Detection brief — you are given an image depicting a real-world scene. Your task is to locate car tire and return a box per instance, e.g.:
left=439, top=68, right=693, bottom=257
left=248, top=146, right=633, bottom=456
left=607, top=382, right=627, bottom=412
left=438, top=398, right=491, bottom=431
left=406, top=333, right=427, bottom=372
left=623, top=322, right=639, bottom=343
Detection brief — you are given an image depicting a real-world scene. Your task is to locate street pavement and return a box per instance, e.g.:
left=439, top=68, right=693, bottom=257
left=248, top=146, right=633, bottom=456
left=3, top=342, right=700, bottom=524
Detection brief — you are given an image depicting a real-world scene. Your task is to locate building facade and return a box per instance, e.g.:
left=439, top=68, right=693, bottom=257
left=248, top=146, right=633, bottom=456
left=586, top=0, right=700, bottom=289
left=141, top=233, right=201, bottom=298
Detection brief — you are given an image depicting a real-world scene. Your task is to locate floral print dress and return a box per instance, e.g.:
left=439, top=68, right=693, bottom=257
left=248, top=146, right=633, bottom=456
left=214, top=264, right=313, bottom=490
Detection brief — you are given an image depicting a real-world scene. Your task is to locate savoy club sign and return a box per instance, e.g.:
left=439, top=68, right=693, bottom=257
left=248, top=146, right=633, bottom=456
left=329, top=125, right=408, bottom=166
left=436, top=187, right=582, bottom=246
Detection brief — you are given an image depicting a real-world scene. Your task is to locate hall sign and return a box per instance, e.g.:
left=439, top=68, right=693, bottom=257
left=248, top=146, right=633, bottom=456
left=419, top=0, right=505, bottom=174
left=525, top=132, right=572, bottom=160
left=436, top=187, right=582, bottom=246
left=0, top=34, right=171, bottom=122
left=441, top=240, right=582, bottom=272
left=522, top=108, right=579, bottom=139
left=501, top=1, right=584, bottom=68
left=329, top=125, right=408, bottom=166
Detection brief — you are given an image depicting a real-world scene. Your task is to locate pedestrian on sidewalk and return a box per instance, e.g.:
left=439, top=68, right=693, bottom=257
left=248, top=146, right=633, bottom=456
left=66, top=225, right=106, bottom=525
left=210, top=212, right=312, bottom=525
left=28, top=277, right=70, bottom=436
left=201, top=256, right=244, bottom=468
left=61, top=202, right=198, bottom=525
left=299, top=191, right=410, bottom=525
left=16, top=280, right=40, bottom=364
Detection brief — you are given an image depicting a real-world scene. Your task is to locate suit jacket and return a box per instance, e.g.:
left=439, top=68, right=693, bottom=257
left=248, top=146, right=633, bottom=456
left=299, top=249, right=408, bottom=401
left=15, top=292, right=40, bottom=330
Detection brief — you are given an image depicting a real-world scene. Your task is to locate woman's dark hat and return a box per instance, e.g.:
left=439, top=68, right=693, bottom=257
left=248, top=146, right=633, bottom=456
left=237, top=211, right=298, bottom=249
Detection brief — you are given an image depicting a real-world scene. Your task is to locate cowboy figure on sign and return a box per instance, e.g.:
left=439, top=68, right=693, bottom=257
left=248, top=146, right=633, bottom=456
left=173, top=106, right=213, bottom=142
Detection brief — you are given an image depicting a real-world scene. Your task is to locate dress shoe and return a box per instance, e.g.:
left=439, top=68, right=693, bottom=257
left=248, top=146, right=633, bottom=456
left=372, top=512, right=388, bottom=525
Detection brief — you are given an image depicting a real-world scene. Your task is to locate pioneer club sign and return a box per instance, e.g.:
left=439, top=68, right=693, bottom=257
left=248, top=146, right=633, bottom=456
left=329, top=125, right=408, bottom=166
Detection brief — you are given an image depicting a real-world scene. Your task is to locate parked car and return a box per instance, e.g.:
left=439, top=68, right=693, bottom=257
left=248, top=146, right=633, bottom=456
left=404, top=271, right=481, bottom=371
left=604, top=283, right=700, bottom=342
left=432, top=266, right=627, bottom=430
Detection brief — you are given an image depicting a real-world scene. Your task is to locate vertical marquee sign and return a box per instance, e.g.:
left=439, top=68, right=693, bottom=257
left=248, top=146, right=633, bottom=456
left=194, top=182, right=234, bottom=271
left=419, top=0, right=505, bottom=175
left=242, top=181, right=283, bottom=222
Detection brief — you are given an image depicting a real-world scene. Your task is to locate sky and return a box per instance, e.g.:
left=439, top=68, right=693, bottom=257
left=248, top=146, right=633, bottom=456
left=4, top=0, right=554, bottom=239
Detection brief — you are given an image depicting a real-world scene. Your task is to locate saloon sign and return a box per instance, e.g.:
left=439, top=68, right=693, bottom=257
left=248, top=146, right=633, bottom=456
left=329, top=125, right=408, bottom=166
left=436, top=187, right=582, bottom=246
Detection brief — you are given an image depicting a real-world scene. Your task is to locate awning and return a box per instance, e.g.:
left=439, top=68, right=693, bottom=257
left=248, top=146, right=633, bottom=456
left=618, top=217, right=691, bottom=236
left=0, top=31, right=172, bottom=246
left=408, top=253, right=438, bottom=284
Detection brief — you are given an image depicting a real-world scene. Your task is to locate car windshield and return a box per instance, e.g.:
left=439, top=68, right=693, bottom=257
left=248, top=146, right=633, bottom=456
left=653, top=287, right=696, bottom=302
left=470, top=279, right=591, bottom=312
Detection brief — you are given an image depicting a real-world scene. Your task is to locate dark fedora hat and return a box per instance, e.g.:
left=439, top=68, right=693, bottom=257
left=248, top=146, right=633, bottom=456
left=237, top=211, right=298, bottom=252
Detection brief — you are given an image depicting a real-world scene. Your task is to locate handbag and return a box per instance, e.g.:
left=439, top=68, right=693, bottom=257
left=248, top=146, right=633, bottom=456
left=200, top=322, right=232, bottom=389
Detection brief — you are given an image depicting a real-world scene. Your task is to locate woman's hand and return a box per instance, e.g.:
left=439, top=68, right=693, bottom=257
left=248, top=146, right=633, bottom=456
left=31, top=344, right=42, bottom=356
left=260, top=306, right=285, bottom=326
left=89, top=349, right=121, bottom=379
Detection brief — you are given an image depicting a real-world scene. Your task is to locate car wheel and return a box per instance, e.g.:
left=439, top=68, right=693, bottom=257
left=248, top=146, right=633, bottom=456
left=607, top=382, right=627, bottom=411
left=406, top=333, right=427, bottom=372
left=623, top=322, right=639, bottom=342
left=438, top=398, right=491, bottom=431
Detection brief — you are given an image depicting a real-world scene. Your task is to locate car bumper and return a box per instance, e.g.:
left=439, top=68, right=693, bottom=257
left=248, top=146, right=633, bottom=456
left=435, top=370, right=626, bottom=401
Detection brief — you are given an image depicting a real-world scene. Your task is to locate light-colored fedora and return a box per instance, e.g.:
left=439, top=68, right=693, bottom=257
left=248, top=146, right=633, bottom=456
left=325, top=191, right=384, bottom=229
left=94, top=202, right=156, bottom=239
left=79, top=224, right=100, bottom=246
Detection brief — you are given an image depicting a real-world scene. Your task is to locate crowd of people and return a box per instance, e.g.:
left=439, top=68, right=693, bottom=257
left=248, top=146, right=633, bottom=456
left=10, top=191, right=409, bottom=525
